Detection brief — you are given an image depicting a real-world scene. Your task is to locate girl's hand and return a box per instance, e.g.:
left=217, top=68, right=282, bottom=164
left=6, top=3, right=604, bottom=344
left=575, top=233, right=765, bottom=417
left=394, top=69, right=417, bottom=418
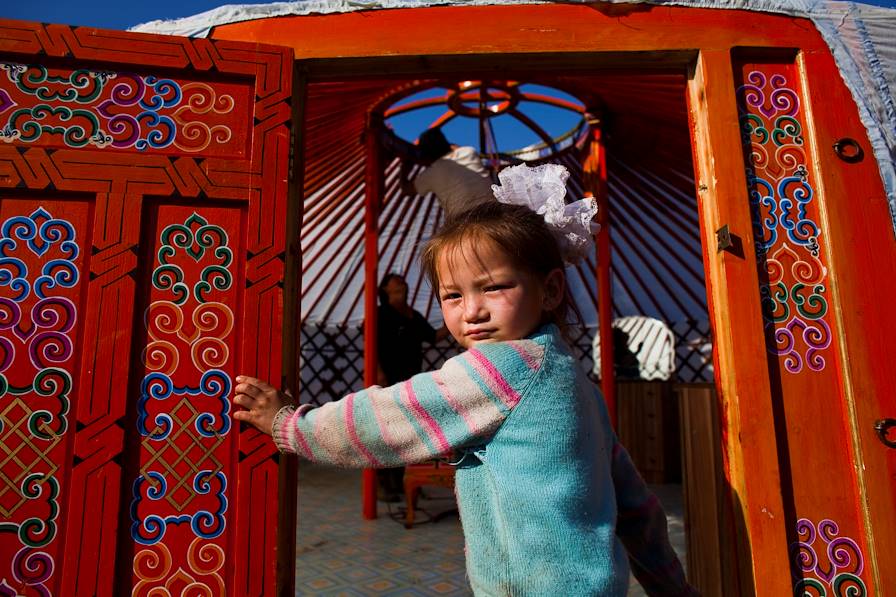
left=233, top=376, right=290, bottom=435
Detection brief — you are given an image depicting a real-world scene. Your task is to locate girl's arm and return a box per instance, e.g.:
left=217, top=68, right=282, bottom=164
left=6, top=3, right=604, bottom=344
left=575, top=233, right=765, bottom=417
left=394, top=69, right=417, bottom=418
left=611, top=440, right=700, bottom=597
left=234, top=340, right=544, bottom=468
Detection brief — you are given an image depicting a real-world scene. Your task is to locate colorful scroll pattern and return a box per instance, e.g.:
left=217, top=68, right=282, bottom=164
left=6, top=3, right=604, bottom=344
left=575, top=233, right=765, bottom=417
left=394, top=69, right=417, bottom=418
left=737, top=70, right=832, bottom=374
left=0, top=63, right=247, bottom=156
left=0, top=203, right=86, bottom=595
left=736, top=63, right=869, bottom=594
left=130, top=208, right=236, bottom=594
left=790, top=518, right=866, bottom=596
left=0, top=27, right=292, bottom=594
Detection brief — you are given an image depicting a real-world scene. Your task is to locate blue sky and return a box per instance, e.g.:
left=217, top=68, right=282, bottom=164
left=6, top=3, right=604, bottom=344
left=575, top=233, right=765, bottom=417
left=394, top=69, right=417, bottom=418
left=3, top=0, right=896, bottom=30
left=2, top=0, right=275, bottom=30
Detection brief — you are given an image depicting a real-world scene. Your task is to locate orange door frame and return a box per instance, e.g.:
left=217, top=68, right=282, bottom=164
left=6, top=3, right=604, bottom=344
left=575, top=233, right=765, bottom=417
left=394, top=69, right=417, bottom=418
left=211, top=5, right=896, bottom=593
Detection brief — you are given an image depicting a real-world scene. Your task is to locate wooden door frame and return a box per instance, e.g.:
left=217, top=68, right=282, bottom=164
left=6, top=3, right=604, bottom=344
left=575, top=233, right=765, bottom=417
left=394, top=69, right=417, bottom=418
left=289, top=48, right=789, bottom=593
left=212, top=4, right=896, bottom=593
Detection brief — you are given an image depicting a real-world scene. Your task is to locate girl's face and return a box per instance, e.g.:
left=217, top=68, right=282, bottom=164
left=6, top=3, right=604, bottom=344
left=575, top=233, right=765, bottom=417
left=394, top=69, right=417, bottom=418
left=436, top=237, right=564, bottom=349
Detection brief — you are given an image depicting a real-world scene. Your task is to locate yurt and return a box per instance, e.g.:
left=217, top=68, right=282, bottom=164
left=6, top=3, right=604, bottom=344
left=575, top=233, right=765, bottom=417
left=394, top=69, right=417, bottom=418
left=0, top=0, right=894, bottom=594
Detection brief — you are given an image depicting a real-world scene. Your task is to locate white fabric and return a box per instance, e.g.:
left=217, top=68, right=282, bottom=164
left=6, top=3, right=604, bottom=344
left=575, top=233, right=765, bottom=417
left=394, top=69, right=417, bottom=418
left=413, top=146, right=495, bottom=219
left=592, top=316, right=676, bottom=381
left=131, top=0, right=896, bottom=238
left=491, top=163, right=598, bottom=264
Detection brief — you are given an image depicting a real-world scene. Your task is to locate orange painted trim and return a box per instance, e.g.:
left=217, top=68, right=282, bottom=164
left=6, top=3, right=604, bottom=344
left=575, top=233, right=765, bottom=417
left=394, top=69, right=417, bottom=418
left=686, top=49, right=790, bottom=595
left=798, top=47, right=896, bottom=594
left=212, top=5, right=829, bottom=59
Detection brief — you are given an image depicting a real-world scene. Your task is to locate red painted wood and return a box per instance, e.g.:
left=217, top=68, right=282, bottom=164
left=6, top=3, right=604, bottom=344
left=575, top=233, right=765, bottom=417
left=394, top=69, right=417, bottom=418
left=732, top=55, right=871, bottom=593
left=0, top=21, right=295, bottom=595
left=798, top=48, right=896, bottom=591
left=202, top=3, right=896, bottom=588
left=583, top=123, right=616, bottom=425
left=687, top=49, right=791, bottom=594
left=212, top=5, right=830, bottom=58
left=362, top=116, right=383, bottom=520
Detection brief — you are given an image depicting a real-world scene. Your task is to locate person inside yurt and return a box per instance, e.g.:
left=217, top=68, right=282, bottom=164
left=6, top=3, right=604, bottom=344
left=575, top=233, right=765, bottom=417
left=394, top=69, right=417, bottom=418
left=401, top=127, right=496, bottom=220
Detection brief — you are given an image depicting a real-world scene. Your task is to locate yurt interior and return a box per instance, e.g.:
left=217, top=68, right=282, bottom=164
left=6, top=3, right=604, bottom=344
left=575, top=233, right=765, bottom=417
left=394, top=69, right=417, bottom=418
left=197, top=4, right=896, bottom=593
left=295, top=58, right=720, bottom=592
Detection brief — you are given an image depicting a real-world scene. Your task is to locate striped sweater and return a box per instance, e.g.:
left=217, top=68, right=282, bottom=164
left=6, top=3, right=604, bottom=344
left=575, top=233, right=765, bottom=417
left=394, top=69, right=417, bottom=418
left=273, top=325, right=694, bottom=596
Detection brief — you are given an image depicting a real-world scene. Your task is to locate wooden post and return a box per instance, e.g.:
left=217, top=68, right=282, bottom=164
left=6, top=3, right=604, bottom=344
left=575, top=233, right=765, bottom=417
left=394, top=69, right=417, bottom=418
left=582, top=116, right=616, bottom=425
left=362, top=114, right=383, bottom=519
left=686, top=50, right=789, bottom=593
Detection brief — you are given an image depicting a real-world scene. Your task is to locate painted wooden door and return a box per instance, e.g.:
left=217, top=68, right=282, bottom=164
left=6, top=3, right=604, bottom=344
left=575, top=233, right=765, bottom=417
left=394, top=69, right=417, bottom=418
left=0, top=21, right=297, bottom=596
left=731, top=50, right=896, bottom=594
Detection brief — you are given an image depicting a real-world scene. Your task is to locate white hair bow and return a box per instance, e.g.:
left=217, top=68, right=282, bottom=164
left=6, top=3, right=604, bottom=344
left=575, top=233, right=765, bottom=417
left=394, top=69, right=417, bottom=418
left=491, top=163, right=599, bottom=264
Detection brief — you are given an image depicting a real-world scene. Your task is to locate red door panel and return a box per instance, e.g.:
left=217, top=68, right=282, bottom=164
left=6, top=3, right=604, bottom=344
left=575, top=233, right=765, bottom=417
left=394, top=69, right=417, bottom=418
left=733, top=54, right=869, bottom=593
left=0, top=21, right=295, bottom=596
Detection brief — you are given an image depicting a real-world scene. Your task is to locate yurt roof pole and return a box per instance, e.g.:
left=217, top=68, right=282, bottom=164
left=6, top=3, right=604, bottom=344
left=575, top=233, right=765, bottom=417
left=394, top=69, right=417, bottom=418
left=362, top=113, right=384, bottom=519
left=582, top=112, right=616, bottom=426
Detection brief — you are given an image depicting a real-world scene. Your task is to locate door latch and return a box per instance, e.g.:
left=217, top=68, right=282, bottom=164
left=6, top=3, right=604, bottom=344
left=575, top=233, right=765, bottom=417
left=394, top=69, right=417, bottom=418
left=716, top=225, right=744, bottom=258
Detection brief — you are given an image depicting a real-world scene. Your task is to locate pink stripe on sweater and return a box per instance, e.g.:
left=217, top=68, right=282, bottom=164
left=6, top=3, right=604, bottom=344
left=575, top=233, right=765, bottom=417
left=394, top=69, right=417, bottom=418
left=368, top=390, right=412, bottom=460
left=344, top=394, right=382, bottom=467
left=401, top=380, right=450, bottom=454
left=508, top=341, right=542, bottom=371
left=286, top=408, right=313, bottom=458
left=432, top=370, right=480, bottom=435
left=466, top=349, right=522, bottom=409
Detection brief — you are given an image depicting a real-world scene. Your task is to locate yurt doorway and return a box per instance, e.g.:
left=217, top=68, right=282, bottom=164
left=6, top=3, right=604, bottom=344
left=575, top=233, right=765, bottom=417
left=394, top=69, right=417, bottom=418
left=172, top=1, right=896, bottom=592
left=294, top=60, right=722, bottom=595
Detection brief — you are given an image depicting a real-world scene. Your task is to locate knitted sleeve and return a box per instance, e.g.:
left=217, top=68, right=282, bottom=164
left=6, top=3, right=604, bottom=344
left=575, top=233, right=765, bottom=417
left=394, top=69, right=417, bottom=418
left=612, top=440, right=699, bottom=597
left=271, top=339, right=544, bottom=467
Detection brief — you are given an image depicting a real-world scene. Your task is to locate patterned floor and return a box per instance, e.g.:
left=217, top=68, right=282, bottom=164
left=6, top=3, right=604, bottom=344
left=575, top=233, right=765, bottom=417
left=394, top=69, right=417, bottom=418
left=294, top=463, right=687, bottom=596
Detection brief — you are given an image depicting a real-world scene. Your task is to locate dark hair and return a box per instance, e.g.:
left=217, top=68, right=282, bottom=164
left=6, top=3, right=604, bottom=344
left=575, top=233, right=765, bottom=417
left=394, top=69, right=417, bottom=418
left=378, top=272, right=405, bottom=305
left=421, top=202, right=572, bottom=328
left=418, top=128, right=452, bottom=162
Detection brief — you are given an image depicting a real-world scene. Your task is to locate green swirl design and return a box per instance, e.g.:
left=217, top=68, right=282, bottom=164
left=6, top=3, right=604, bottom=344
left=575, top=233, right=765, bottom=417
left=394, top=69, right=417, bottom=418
left=740, top=113, right=768, bottom=145
left=14, top=65, right=108, bottom=103
left=152, top=263, right=189, bottom=305
left=760, top=282, right=790, bottom=323
left=4, top=368, right=72, bottom=440
left=773, top=115, right=803, bottom=146
left=794, top=578, right=826, bottom=597
left=791, top=283, right=828, bottom=320
left=154, top=212, right=233, bottom=303
left=832, top=573, right=865, bottom=597
left=0, top=475, right=60, bottom=548
left=8, top=104, right=102, bottom=147
left=196, top=265, right=232, bottom=303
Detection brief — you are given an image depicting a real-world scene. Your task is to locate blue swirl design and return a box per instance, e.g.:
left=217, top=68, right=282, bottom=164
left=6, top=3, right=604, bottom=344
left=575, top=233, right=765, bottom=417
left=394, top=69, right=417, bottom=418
left=130, top=470, right=227, bottom=545
left=136, top=369, right=231, bottom=439
left=195, top=369, right=232, bottom=436
left=139, top=77, right=182, bottom=111
left=134, top=111, right=176, bottom=150
left=0, top=256, right=29, bottom=301
left=34, top=259, right=79, bottom=298
left=746, top=172, right=777, bottom=254
left=2, top=63, right=196, bottom=151
left=778, top=175, right=819, bottom=250
left=0, top=207, right=79, bottom=301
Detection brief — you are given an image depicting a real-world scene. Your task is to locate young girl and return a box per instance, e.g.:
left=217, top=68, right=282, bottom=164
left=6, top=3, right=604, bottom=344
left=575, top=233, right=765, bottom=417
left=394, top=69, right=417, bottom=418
left=234, top=165, right=695, bottom=596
